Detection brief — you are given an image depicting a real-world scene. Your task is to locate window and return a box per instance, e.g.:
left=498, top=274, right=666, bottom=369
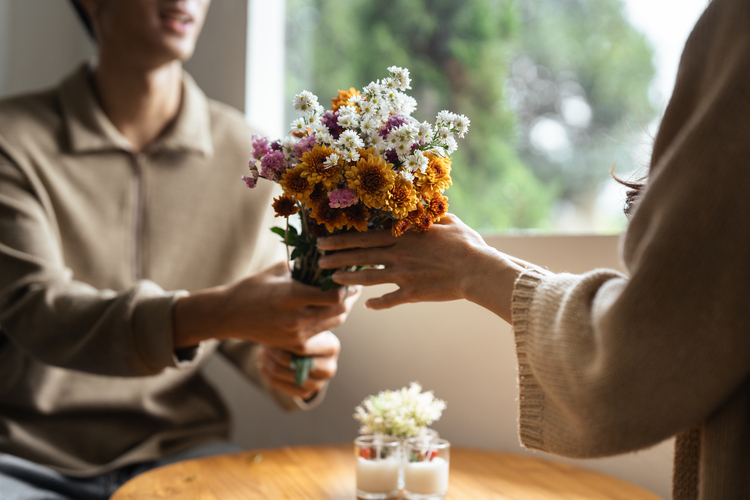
left=282, top=0, right=706, bottom=234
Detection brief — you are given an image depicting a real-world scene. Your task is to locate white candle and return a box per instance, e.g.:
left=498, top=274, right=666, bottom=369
left=356, top=456, right=400, bottom=493
left=404, top=457, right=449, bottom=495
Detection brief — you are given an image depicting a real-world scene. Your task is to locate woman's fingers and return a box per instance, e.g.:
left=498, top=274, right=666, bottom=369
left=365, top=288, right=411, bottom=310
left=318, top=229, right=396, bottom=252
left=332, top=268, right=397, bottom=286
left=318, top=247, right=395, bottom=269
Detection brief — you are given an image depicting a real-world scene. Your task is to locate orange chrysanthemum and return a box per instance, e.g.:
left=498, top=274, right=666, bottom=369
left=308, top=222, right=328, bottom=238
left=310, top=199, right=346, bottom=233
left=330, top=87, right=361, bottom=112
left=343, top=203, right=370, bottom=232
left=298, top=144, right=342, bottom=190
left=391, top=218, right=411, bottom=237
left=345, top=153, right=395, bottom=209
left=272, top=196, right=300, bottom=218
left=308, top=183, right=328, bottom=204
left=408, top=204, right=433, bottom=233
left=386, top=175, right=419, bottom=220
left=427, top=193, right=449, bottom=221
left=280, top=165, right=315, bottom=202
left=415, top=152, right=452, bottom=198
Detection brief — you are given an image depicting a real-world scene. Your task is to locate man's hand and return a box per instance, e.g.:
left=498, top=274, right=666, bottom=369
left=258, top=331, right=340, bottom=400
left=173, top=262, right=361, bottom=349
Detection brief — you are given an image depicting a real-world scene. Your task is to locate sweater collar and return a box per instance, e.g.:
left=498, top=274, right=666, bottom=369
left=59, top=63, right=214, bottom=158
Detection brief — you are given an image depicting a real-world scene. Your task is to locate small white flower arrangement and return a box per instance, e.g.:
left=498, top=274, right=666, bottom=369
left=354, top=382, right=446, bottom=438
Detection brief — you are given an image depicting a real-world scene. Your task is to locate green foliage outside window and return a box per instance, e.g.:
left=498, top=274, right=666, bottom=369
left=286, top=0, right=656, bottom=232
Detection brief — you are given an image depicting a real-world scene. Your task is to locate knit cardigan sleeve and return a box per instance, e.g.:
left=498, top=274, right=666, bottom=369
left=511, top=0, right=750, bottom=458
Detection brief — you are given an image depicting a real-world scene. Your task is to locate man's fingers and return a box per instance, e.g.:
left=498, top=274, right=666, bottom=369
left=259, top=355, right=329, bottom=399
left=297, top=331, right=341, bottom=357
left=291, top=281, right=347, bottom=306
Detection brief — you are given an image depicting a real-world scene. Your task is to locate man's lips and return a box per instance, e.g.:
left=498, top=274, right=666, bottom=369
left=160, top=10, right=195, bottom=34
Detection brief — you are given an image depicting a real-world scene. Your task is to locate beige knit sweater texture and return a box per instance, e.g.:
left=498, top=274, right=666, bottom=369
left=511, top=0, right=750, bottom=498
left=0, top=66, right=309, bottom=477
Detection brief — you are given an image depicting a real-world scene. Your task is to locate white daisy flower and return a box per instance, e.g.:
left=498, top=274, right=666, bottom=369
left=436, top=110, right=457, bottom=128
left=314, top=131, right=335, bottom=146
left=445, top=136, right=458, bottom=155
left=388, top=66, right=412, bottom=90
left=398, top=170, right=415, bottom=182
left=338, top=129, right=364, bottom=150
left=414, top=124, right=430, bottom=144
left=454, top=114, right=471, bottom=138
left=437, top=126, right=453, bottom=143
left=293, top=90, right=316, bottom=111
left=290, top=117, right=307, bottom=134
left=393, top=93, right=418, bottom=115
left=281, top=136, right=297, bottom=160
left=395, top=140, right=413, bottom=159
left=343, top=149, right=361, bottom=163
left=338, top=113, right=359, bottom=129
left=324, top=153, right=340, bottom=169
left=371, top=135, right=388, bottom=154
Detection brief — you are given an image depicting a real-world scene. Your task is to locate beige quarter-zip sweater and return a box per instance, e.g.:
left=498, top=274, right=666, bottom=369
left=512, top=0, right=750, bottom=498
left=0, top=65, right=301, bottom=477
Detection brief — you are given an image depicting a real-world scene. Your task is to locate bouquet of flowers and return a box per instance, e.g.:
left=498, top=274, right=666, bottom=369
left=242, top=67, right=469, bottom=384
left=354, top=382, right=446, bottom=439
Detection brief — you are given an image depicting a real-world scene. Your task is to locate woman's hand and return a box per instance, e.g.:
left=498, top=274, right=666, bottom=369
left=173, top=262, right=361, bottom=349
left=258, top=330, right=340, bottom=400
left=317, top=214, right=528, bottom=322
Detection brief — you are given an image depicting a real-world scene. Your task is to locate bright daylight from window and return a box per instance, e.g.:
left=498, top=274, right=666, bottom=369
left=284, top=0, right=707, bottom=234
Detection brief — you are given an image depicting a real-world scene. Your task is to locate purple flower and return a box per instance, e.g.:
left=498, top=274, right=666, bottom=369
left=250, top=134, right=271, bottom=160
left=385, top=149, right=399, bottom=164
left=270, top=140, right=283, bottom=151
left=242, top=159, right=260, bottom=188
left=260, top=151, right=288, bottom=182
left=241, top=174, right=258, bottom=189
left=294, top=135, right=316, bottom=157
left=328, top=187, right=358, bottom=208
left=322, top=111, right=342, bottom=139
left=379, top=114, right=406, bottom=138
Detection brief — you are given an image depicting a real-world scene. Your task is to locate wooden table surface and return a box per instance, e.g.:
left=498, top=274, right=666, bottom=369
left=112, top=444, right=660, bottom=499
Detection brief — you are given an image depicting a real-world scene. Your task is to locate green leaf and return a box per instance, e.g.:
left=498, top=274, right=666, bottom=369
left=290, top=354, right=314, bottom=386
left=319, top=275, right=337, bottom=291
left=270, top=226, right=286, bottom=239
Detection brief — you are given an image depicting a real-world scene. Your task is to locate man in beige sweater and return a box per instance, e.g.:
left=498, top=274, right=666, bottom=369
left=319, top=0, right=750, bottom=497
left=0, top=0, right=358, bottom=498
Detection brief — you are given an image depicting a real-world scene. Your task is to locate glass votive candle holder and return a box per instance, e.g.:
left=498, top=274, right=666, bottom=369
left=355, top=435, right=402, bottom=499
left=403, top=437, right=450, bottom=500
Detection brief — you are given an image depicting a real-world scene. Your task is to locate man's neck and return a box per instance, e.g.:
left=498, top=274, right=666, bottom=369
left=93, top=57, right=183, bottom=153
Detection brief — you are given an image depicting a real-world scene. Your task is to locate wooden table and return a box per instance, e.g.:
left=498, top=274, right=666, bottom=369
left=112, top=444, right=660, bottom=499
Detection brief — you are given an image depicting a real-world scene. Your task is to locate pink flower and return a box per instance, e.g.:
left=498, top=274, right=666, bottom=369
left=250, top=134, right=271, bottom=160
left=328, top=187, right=358, bottom=208
left=260, top=151, right=288, bottom=182
left=242, top=159, right=260, bottom=188
left=294, top=135, right=316, bottom=157
left=241, top=174, right=257, bottom=188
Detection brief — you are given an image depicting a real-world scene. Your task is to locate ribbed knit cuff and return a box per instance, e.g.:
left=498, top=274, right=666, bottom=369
left=131, top=282, right=190, bottom=372
left=512, top=268, right=547, bottom=451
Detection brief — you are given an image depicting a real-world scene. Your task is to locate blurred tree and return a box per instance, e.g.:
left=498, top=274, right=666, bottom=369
left=285, top=0, right=655, bottom=231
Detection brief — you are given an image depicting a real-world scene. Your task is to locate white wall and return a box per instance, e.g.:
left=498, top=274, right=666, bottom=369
left=0, top=1, right=672, bottom=497
left=0, top=0, right=94, bottom=99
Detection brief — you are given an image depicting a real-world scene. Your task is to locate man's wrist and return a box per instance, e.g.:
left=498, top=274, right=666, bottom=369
left=173, top=285, right=231, bottom=349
